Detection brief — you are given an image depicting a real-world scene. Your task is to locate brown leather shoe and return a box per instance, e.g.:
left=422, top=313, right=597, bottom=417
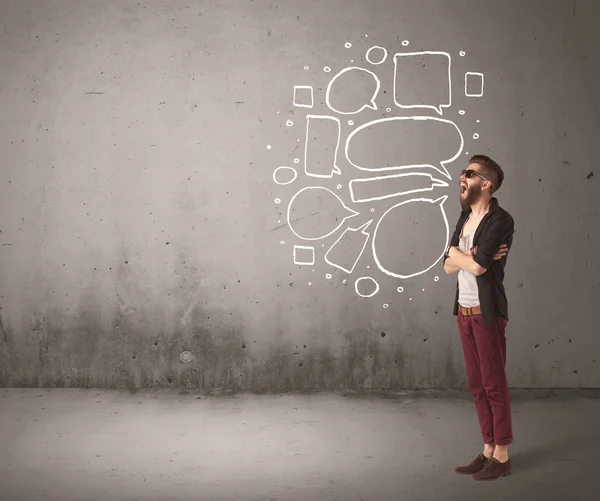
left=472, top=457, right=512, bottom=480
left=454, top=453, right=490, bottom=475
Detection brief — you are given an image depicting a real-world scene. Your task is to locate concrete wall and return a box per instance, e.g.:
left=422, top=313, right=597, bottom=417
left=1, top=0, right=598, bottom=390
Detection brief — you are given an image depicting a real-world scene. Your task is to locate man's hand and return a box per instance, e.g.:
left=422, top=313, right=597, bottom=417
left=472, top=244, right=509, bottom=261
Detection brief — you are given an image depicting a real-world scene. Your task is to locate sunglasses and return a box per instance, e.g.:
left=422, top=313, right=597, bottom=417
left=461, top=169, right=490, bottom=184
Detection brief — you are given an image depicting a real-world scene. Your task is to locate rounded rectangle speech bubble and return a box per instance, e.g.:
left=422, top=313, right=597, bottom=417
left=393, top=51, right=451, bottom=115
left=345, top=116, right=464, bottom=180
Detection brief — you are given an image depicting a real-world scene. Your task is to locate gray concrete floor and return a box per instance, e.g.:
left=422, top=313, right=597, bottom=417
left=0, top=388, right=598, bottom=501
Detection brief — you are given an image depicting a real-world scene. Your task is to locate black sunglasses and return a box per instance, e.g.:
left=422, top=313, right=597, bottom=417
left=461, top=169, right=490, bottom=184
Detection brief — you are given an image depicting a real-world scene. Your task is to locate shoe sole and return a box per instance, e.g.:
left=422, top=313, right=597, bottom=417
left=473, top=470, right=512, bottom=480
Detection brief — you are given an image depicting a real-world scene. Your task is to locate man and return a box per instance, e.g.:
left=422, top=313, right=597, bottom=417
left=442, top=154, right=515, bottom=481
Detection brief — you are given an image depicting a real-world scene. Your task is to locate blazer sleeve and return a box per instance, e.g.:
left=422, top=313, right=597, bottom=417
left=473, top=214, right=515, bottom=271
left=443, top=214, right=463, bottom=263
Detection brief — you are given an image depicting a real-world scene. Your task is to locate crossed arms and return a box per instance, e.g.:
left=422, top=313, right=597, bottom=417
left=443, top=244, right=507, bottom=275
left=443, top=215, right=515, bottom=276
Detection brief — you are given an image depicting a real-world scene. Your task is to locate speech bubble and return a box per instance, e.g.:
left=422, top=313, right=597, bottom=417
left=304, top=115, right=342, bottom=178
left=355, top=276, right=379, bottom=298
left=273, top=166, right=298, bottom=185
left=324, top=220, right=373, bottom=273
left=345, top=116, right=463, bottom=180
left=349, top=172, right=449, bottom=203
left=326, top=67, right=380, bottom=115
left=372, top=195, right=449, bottom=279
left=393, top=51, right=451, bottom=115
left=287, top=186, right=359, bottom=241
left=465, top=72, right=484, bottom=97
left=366, top=46, right=388, bottom=65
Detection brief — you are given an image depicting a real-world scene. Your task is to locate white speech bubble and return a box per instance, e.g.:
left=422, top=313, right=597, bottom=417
left=465, top=72, right=484, bottom=97
left=326, top=66, right=380, bottom=115
left=349, top=172, right=449, bottom=203
left=372, top=195, right=450, bottom=279
left=355, top=276, right=379, bottom=298
left=393, top=51, right=451, bottom=115
left=273, top=166, right=298, bottom=185
left=366, top=46, right=388, bottom=65
left=345, top=116, right=464, bottom=180
left=304, top=115, right=342, bottom=178
left=293, top=86, right=314, bottom=108
left=287, top=186, right=359, bottom=241
left=324, top=220, right=373, bottom=274
left=293, top=245, right=315, bottom=265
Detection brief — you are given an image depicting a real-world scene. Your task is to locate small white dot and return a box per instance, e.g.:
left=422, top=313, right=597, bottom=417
left=312, top=269, right=315, bottom=272
left=286, top=120, right=293, bottom=127
left=383, top=304, right=389, bottom=309
left=280, top=241, right=285, bottom=244
left=293, top=158, right=299, bottom=164
left=459, top=110, right=465, bottom=115
left=308, top=282, right=312, bottom=285
left=274, top=198, right=281, bottom=203
left=459, top=51, right=466, bottom=56
left=343, top=279, right=347, bottom=284
left=473, top=133, right=479, bottom=139
left=402, top=40, right=409, bottom=46
left=370, top=208, right=375, bottom=212
left=337, top=184, right=342, bottom=189
left=476, top=120, right=480, bottom=123
left=350, top=59, right=354, bottom=63
left=409, top=298, right=412, bottom=300
left=348, top=120, right=354, bottom=126
left=365, top=34, right=369, bottom=38
left=367, top=266, right=370, bottom=269
left=434, top=276, right=439, bottom=282
left=397, top=287, right=404, bottom=293
left=326, top=273, right=332, bottom=279
left=345, top=42, right=352, bottom=48
left=386, top=107, right=391, bottom=112
left=277, top=220, right=280, bottom=223
left=304, top=66, right=309, bottom=70
left=267, top=145, right=272, bottom=149
left=324, top=66, right=331, bottom=72
left=465, top=151, right=469, bottom=155
left=422, top=288, right=425, bottom=291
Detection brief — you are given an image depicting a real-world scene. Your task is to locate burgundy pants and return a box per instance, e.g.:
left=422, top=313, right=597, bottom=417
left=457, top=312, right=513, bottom=446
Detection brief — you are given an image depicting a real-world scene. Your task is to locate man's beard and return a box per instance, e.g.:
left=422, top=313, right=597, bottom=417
left=460, top=185, right=481, bottom=209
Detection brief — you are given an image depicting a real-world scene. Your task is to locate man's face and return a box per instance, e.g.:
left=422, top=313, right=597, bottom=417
left=459, top=163, right=487, bottom=207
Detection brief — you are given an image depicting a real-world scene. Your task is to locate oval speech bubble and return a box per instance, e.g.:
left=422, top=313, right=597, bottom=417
left=287, top=186, right=359, bottom=241
left=326, top=67, right=380, bottom=115
left=372, top=195, right=449, bottom=279
left=345, top=116, right=463, bottom=180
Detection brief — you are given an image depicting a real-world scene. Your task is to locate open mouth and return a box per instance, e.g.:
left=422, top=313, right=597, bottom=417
left=460, top=184, right=467, bottom=194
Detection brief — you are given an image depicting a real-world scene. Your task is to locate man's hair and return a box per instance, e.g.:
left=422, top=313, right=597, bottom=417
left=469, top=154, right=504, bottom=193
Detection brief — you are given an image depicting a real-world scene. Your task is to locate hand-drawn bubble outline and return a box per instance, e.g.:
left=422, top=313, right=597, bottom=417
left=372, top=195, right=450, bottom=279
left=286, top=186, right=359, bottom=241
left=465, top=72, right=484, bottom=97
left=293, top=245, right=315, bottom=265
left=345, top=116, right=464, bottom=180
left=324, top=220, right=373, bottom=274
left=366, top=45, right=388, bottom=65
left=355, top=276, right=380, bottom=298
left=273, top=166, right=298, bottom=185
left=393, top=51, right=451, bottom=115
left=325, top=66, right=381, bottom=115
left=349, top=171, right=449, bottom=203
left=304, top=114, right=342, bottom=178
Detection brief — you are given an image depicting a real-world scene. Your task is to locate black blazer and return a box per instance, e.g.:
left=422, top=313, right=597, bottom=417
left=444, top=197, right=515, bottom=327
